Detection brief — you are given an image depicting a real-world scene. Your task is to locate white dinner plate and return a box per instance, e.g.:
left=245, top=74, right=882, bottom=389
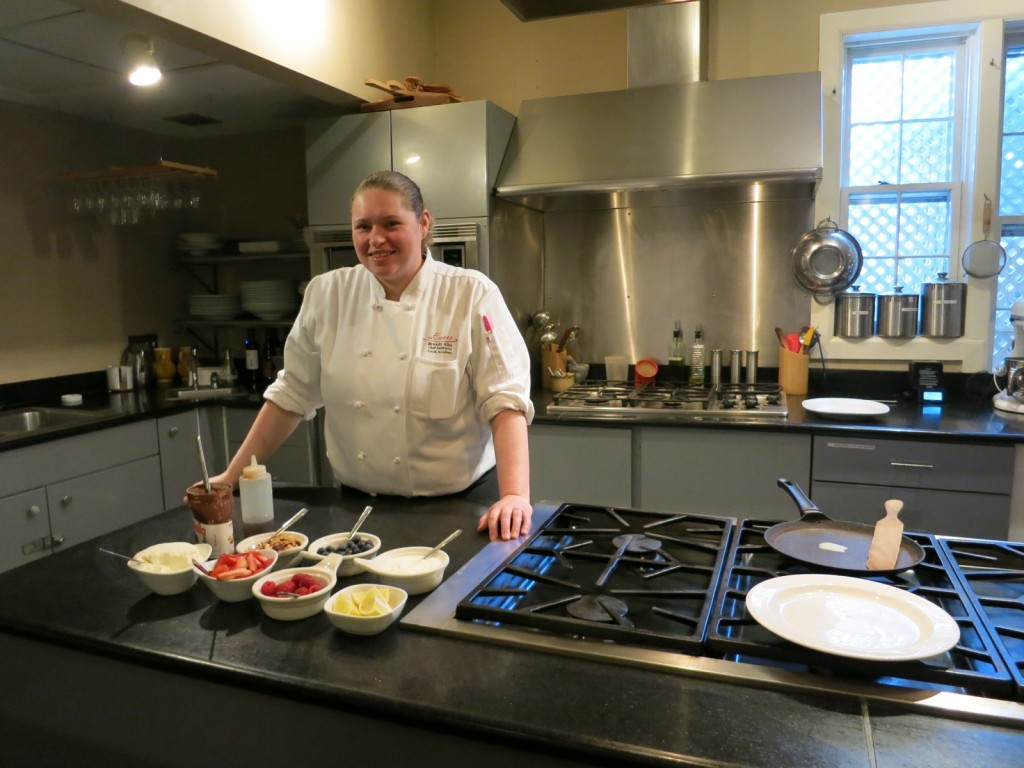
left=802, top=397, right=890, bottom=419
left=745, top=574, right=960, bottom=661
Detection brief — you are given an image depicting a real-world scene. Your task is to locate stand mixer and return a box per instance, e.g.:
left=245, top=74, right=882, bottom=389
left=993, top=298, right=1024, bottom=414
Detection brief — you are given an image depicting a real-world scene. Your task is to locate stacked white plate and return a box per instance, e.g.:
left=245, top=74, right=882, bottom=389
left=177, top=232, right=223, bottom=255
left=189, top=294, right=242, bottom=319
left=241, top=280, right=299, bottom=320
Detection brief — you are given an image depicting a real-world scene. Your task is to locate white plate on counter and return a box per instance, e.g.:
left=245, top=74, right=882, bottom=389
left=746, top=574, right=960, bottom=661
left=802, top=397, right=890, bottom=419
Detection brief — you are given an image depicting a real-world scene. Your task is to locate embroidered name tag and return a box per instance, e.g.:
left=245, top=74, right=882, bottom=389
left=423, top=332, right=458, bottom=357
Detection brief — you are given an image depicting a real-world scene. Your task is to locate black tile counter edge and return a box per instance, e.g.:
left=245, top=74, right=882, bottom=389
left=0, top=623, right=738, bottom=768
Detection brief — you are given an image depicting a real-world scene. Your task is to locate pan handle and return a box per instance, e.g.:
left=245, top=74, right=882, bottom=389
left=777, top=478, right=830, bottom=521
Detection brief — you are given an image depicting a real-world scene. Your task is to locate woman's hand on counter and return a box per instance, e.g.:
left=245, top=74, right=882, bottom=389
left=478, top=495, right=532, bottom=541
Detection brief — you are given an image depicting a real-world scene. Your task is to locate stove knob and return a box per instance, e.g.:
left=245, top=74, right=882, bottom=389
left=744, top=396, right=759, bottom=409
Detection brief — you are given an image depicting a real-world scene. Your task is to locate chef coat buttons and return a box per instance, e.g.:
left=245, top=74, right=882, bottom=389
left=361, top=350, right=372, bottom=357
left=398, top=353, right=408, bottom=361
left=357, top=451, right=366, bottom=461
left=372, top=304, right=383, bottom=312
left=393, top=405, right=401, bottom=413
left=403, top=303, right=415, bottom=311
left=393, top=457, right=401, bottom=465
left=353, top=400, right=365, bottom=409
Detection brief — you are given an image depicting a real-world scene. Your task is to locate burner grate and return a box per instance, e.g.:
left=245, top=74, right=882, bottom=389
left=938, top=537, right=1024, bottom=701
left=455, top=504, right=732, bottom=653
left=706, top=519, right=1015, bottom=698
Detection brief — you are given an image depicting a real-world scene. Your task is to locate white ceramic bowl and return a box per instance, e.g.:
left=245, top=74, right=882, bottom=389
left=354, top=546, right=450, bottom=595
left=236, top=530, right=309, bottom=569
left=251, top=554, right=341, bottom=621
left=194, top=548, right=278, bottom=602
left=323, top=584, right=408, bottom=635
left=304, top=532, right=382, bottom=576
left=127, top=542, right=212, bottom=596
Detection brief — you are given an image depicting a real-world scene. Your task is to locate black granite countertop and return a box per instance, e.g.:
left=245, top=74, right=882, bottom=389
left=0, top=483, right=1022, bottom=767
left=3, top=369, right=1023, bottom=454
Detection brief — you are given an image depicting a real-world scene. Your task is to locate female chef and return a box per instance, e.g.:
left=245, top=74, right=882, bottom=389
left=210, top=171, right=534, bottom=541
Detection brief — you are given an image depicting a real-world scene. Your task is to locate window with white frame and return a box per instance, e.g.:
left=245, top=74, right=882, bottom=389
left=822, top=2, right=1024, bottom=373
left=995, top=36, right=1024, bottom=365
left=842, top=38, right=964, bottom=303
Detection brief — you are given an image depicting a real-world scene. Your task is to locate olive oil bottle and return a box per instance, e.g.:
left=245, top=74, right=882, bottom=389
left=668, top=321, right=685, bottom=368
left=688, top=326, right=706, bottom=386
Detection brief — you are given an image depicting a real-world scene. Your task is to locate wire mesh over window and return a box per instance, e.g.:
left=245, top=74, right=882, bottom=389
left=844, top=46, right=958, bottom=297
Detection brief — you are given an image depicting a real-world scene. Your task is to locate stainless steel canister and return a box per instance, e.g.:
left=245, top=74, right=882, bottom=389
left=745, top=350, right=758, bottom=384
left=920, top=272, right=966, bottom=338
left=876, top=286, right=919, bottom=338
left=709, top=349, right=723, bottom=388
left=729, top=350, right=742, bottom=383
left=834, top=286, right=876, bottom=338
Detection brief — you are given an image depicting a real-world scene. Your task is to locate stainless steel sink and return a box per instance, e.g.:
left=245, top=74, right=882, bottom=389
left=0, top=407, right=102, bottom=438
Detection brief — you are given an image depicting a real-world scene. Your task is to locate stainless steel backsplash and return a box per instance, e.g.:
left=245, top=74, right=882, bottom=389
left=491, top=196, right=815, bottom=371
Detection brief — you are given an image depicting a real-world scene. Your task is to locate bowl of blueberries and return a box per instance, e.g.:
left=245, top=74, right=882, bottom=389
left=303, top=531, right=382, bottom=576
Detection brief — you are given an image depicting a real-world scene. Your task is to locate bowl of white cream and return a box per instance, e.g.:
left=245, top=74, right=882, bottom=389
left=353, top=546, right=450, bottom=595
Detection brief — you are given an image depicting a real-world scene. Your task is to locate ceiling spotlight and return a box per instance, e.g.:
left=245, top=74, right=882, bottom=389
left=121, top=34, right=162, bottom=87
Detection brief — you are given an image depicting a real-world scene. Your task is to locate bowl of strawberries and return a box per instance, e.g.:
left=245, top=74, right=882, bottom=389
left=194, top=548, right=278, bottom=602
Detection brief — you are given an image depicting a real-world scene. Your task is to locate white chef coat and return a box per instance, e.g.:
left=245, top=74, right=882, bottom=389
left=265, top=252, right=534, bottom=496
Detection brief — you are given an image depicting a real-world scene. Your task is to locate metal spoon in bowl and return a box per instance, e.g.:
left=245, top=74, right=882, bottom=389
left=270, top=507, right=307, bottom=538
left=347, top=505, right=373, bottom=541
left=98, top=547, right=142, bottom=566
left=421, top=529, right=462, bottom=560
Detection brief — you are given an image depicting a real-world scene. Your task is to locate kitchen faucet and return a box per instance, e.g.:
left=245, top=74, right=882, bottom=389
left=189, top=347, right=199, bottom=390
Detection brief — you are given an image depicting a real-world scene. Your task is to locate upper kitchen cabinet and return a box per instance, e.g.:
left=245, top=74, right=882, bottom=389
left=304, top=101, right=516, bottom=226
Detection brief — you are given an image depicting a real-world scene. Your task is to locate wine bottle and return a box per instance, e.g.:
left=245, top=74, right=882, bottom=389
left=243, top=328, right=260, bottom=393
left=261, top=330, right=277, bottom=388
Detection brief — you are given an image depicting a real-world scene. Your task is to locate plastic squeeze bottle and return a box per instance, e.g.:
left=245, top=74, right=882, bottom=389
left=239, top=455, right=275, bottom=538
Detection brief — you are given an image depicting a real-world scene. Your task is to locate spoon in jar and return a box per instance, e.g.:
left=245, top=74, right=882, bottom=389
left=270, top=508, right=307, bottom=538
left=421, top=529, right=462, bottom=559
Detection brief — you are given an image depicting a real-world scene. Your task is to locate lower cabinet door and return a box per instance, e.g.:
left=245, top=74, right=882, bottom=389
left=226, top=409, right=319, bottom=485
left=529, top=424, right=632, bottom=507
left=0, top=489, right=50, bottom=573
left=810, top=481, right=1010, bottom=539
left=638, top=427, right=812, bottom=519
left=47, top=456, right=164, bottom=551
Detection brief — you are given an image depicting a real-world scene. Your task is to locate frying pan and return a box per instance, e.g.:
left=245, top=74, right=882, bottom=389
left=765, top=479, right=924, bottom=575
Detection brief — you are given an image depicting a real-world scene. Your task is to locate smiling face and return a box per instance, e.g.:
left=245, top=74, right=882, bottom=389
left=351, top=186, right=431, bottom=300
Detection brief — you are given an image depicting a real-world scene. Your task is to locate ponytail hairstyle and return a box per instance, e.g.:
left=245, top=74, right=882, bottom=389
left=352, top=171, right=432, bottom=256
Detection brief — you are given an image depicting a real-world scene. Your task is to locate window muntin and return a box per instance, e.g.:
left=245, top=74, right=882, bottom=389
left=842, top=41, right=963, bottom=298
left=994, top=41, right=1024, bottom=366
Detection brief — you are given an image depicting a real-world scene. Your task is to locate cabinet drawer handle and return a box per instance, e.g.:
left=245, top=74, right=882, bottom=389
left=52, top=536, right=65, bottom=548
left=890, top=461, right=934, bottom=469
left=27, top=504, right=41, bottom=518
left=61, top=495, right=73, bottom=507
left=169, top=426, right=179, bottom=437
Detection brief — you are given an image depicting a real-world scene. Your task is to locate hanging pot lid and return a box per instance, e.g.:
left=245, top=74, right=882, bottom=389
left=791, top=217, right=863, bottom=302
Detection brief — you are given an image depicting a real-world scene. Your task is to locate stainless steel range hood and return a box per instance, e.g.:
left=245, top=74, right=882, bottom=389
left=494, top=2, right=823, bottom=209
left=495, top=72, right=823, bottom=209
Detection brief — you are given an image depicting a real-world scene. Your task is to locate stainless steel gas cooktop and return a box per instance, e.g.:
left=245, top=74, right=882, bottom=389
left=546, top=381, right=788, bottom=421
left=404, top=502, right=1024, bottom=727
